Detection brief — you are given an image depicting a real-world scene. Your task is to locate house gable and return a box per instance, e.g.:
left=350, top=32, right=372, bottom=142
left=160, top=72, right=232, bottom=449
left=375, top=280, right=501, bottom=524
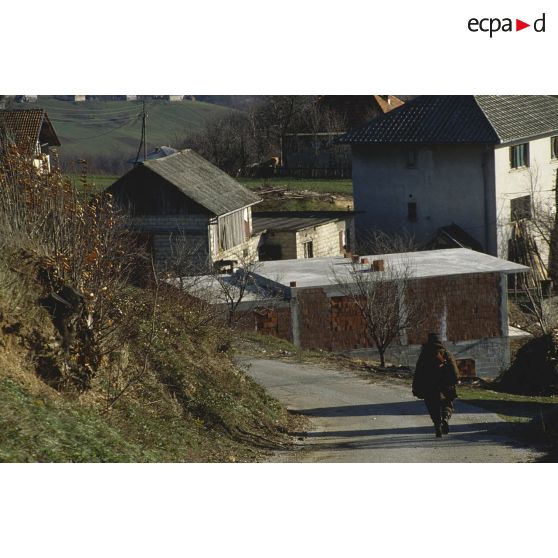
left=109, top=165, right=211, bottom=216
left=0, top=109, right=60, bottom=156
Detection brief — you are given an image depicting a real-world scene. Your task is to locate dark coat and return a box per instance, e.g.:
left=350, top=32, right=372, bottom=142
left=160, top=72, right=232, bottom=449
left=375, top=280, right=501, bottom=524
left=412, top=341, right=458, bottom=400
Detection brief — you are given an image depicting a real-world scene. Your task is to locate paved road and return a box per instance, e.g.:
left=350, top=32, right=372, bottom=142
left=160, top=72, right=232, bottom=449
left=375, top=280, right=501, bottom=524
left=244, top=359, right=542, bottom=463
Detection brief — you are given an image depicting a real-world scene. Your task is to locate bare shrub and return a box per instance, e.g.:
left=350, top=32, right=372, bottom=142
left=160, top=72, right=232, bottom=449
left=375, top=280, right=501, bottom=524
left=0, top=147, right=138, bottom=390
left=356, top=228, right=419, bottom=256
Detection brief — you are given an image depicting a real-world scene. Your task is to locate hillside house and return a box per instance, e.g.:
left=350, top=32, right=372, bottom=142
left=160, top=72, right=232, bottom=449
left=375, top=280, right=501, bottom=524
left=54, top=95, right=86, bottom=102
left=0, top=109, right=61, bottom=172
left=336, top=96, right=558, bottom=264
left=282, top=95, right=406, bottom=177
left=224, top=248, right=527, bottom=377
left=108, top=149, right=262, bottom=270
left=253, top=211, right=356, bottom=260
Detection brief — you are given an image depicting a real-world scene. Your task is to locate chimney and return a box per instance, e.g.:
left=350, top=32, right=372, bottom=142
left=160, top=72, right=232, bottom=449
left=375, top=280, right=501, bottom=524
left=289, top=281, right=297, bottom=288
left=372, top=259, right=384, bottom=272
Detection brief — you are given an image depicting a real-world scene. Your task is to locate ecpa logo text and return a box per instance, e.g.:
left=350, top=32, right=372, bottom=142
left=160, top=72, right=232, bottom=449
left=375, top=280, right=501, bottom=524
left=468, top=13, right=546, bottom=37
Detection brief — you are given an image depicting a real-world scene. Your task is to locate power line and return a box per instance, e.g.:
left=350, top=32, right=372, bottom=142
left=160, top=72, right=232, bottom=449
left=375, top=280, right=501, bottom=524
left=50, top=114, right=141, bottom=125
left=68, top=115, right=140, bottom=141
left=43, top=102, right=143, bottom=114
left=47, top=108, right=142, bottom=119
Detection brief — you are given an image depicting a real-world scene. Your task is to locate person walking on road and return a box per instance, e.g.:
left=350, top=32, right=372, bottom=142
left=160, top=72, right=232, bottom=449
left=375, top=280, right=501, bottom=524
left=412, top=333, right=459, bottom=438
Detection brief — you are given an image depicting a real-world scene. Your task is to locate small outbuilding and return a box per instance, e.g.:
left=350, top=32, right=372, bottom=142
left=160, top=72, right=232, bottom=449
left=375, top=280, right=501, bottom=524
left=253, top=211, right=356, bottom=260
left=107, top=149, right=262, bottom=270
left=229, top=248, right=528, bottom=377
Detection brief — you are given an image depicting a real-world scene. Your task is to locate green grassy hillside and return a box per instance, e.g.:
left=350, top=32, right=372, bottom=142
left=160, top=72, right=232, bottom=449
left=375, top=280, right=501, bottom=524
left=32, top=96, right=233, bottom=166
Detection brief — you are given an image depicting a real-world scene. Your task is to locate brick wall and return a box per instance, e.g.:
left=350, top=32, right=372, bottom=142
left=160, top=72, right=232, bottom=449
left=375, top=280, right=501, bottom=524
left=253, top=306, right=293, bottom=341
left=406, top=273, right=502, bottom=344
left=330, top=296, right=370, bottom=351
left=297, top=288, right=333, bottom=350
left=238, top=271, right=508, bottom=375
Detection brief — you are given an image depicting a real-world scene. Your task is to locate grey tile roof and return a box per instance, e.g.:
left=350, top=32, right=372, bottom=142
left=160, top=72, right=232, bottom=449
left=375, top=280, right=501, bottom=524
left=142, top=149, right=261, bottom=216
left=336, top=96, right=558, bottom=145
left=252, top=211, right=355, bottom=234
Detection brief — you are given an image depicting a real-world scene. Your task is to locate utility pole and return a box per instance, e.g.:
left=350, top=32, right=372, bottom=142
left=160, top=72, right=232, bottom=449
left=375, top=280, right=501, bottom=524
left=133, top=100, right=147, bottom=166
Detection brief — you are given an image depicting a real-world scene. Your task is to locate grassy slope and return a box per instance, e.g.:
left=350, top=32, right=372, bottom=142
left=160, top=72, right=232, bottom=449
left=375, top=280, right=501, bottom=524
left=34, top=97, right=232, bottom=161
left=0, top=252, right=292, bottom=462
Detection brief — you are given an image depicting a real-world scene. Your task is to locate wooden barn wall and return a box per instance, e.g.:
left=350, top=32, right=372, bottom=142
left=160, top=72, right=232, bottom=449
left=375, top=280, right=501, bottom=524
left=218, top=209, right=247, bottom=251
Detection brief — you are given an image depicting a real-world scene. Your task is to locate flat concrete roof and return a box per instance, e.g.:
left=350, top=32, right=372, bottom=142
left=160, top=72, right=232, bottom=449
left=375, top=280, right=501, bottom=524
left=252, top=248, right=529, bottom=290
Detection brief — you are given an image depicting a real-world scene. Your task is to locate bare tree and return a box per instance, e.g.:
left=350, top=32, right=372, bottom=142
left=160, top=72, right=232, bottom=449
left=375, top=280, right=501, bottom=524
left=331, top=256, right=425, bottom=367
left=356, top=228, right=420, bottom=256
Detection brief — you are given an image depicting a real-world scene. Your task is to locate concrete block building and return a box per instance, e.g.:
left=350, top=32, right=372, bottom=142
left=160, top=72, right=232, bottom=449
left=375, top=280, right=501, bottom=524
left=253, top=211, right=355, bottom=260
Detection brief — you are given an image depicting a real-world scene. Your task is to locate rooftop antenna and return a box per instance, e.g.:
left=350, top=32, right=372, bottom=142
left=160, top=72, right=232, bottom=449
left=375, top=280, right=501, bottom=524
left=133, top=100, right=147, bottom=166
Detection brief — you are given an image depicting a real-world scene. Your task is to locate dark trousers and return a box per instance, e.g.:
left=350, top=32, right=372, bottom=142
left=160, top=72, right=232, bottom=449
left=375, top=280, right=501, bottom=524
left=424, top=393, right=454, bottom=426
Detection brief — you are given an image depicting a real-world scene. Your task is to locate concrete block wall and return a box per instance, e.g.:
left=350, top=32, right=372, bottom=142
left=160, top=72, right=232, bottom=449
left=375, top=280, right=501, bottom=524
left=130, top=215, right=210, bottom=268
left=347, top=336, right=510, bottom=378
left=215, top=234, right=262, bottom=263
left=261, top=231, right=298, bottom=260
left=296, top=219, right=353, bottom=258
left=131, top=215, right=208, bottom=231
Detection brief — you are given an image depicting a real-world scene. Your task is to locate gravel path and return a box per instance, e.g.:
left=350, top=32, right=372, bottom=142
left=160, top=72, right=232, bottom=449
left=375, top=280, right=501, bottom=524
left=244, top=359, right=543, bottom=463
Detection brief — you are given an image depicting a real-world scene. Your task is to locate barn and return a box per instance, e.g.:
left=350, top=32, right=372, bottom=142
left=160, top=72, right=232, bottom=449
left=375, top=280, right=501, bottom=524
left=107, top=149, right=262, bottom=271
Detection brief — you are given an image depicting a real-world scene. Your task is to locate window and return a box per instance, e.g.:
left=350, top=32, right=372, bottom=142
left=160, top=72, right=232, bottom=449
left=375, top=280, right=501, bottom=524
left=510, top=143, right=529, bottom=169
left=407, top=202, right=417, bottom=222
left=303, top=241, right=314, bottom=259
left=551, top=136, right=558, bottom=160
left=511, top=195, right=531, bottom=221
left=405, top=148, right=418, bottom=169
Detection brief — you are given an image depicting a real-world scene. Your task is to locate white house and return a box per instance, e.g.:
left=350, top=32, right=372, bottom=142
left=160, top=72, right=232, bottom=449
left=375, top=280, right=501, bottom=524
left=336, top=96, right=558, bottom=261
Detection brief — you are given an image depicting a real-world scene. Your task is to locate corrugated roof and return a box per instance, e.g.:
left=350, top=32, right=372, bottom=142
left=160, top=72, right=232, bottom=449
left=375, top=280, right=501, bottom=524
left=336, top=95, right=558, bottom=145
left=141, top=149, right=261, bottom=216
left=0, top=109, right=60, bottom=154
left=253, top=211, right=354, bottom=234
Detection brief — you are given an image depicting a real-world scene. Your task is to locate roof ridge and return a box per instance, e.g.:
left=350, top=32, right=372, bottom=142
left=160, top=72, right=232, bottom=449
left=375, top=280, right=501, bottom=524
left=472, top=95, right=503, bottom=143
left=143, top=147, right=191, bottom=166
